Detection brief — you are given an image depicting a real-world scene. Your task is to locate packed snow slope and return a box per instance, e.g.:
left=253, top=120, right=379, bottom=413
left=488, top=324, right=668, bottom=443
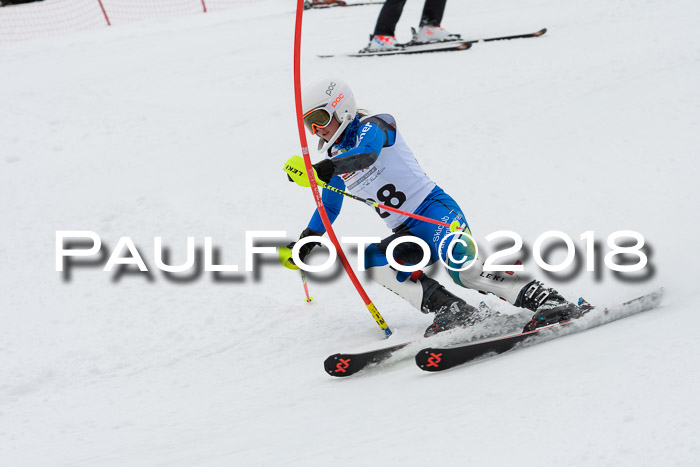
left=1, top=0, right=699, bottom=465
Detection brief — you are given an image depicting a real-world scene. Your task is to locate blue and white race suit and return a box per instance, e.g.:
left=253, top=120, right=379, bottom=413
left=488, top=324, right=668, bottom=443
left=305, top=113, right=472, bottom=278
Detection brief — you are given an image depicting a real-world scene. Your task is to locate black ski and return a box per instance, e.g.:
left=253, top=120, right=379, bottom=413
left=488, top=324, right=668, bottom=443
left=324, top=341, right=411, bottom=377
left=415, top=288, right=664, bottom=372
left=324, top=309, right=532, bottom=377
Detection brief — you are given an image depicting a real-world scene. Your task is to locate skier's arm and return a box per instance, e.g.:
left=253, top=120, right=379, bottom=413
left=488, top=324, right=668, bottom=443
left=306, top=174, right=345, bottom=234
left=313, top=121, right=396, bottom=182
left=279, top=175, right=345, bottom=270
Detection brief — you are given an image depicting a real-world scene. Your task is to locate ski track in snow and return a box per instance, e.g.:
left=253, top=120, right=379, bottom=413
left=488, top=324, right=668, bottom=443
left=1, top=0, right=699, bottom=465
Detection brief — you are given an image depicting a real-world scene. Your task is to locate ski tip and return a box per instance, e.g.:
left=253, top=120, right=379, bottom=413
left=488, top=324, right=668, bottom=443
left=535, top=28, right=547, bottom=36
left=634, top=286, right=665, bottom=302
left=415, top=348, right=445, bottom=372
left=649, top=286, right=665, bottom=302
left=323, top=353, right=354, bottom=377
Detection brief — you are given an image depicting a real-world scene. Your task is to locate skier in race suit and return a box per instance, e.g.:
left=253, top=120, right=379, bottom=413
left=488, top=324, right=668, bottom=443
left=281, top=78, right=583, bottom=336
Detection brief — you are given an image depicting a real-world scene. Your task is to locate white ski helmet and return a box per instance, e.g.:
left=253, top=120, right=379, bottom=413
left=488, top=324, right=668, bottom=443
left=301, top=78, right=357, bottom=152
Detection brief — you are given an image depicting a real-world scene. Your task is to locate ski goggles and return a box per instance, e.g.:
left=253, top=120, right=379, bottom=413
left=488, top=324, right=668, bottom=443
left=303, top=105, right=334, bottom=135
left=302, top=85, right=350, bottom=135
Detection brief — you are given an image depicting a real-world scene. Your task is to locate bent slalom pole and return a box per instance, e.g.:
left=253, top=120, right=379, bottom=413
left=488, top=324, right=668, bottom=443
left=284, top=155, right=459, bottom=230
left=293, top=1, right=391, bottom=337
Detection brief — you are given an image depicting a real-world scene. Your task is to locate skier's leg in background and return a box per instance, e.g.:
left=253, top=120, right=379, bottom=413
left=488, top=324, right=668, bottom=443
left=364, top=0, right=406, bottom=51
left=414, top=0, right=459, bottom=43
left=373, top=0, right=407, bottom=36
left=419, top=0, right=447, bottom=27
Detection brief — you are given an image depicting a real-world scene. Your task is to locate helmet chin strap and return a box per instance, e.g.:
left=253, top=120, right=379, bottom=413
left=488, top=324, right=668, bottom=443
left=318, top=113, right=354, bottom=153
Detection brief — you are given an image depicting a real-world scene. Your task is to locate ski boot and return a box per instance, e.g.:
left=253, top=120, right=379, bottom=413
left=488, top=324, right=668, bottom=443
left=360, top=34, right=403, bottom=54
left=423, top=284, right=481, bottom=337
left=519, top=280, right=590, bottom=332
left=411, top=25, right=461, bottom=44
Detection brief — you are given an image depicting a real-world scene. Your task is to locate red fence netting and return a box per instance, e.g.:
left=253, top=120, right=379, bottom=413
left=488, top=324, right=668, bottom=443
left=203, top=0, right=261, bottom=12
left=98, top=0, right=203, bottom=24
left=0, top=0, right=264, bottom=43
left=0, top=0, right=106, bottom=42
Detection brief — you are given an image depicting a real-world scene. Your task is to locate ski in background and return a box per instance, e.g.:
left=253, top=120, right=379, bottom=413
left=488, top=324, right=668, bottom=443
left=304, top=0, right=384, bottom=10
left=318, top=28, right=546, bottom=58
left=319, top=40, right=470, bottom=58
left=465, top=27, right=547, bottom=44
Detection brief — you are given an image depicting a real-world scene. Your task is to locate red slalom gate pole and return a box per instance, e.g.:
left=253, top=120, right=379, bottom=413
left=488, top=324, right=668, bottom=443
left=292, top=1, right=391, bottom=337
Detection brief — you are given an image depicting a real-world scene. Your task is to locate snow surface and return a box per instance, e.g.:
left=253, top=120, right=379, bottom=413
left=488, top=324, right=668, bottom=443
left=1, top=0, right=699, bottom=465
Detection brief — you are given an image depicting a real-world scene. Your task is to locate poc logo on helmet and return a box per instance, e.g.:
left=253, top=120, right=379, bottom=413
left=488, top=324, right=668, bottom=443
left=325, top=82, right=336, bottom=96
left=331, top=93, right=344, bottom=108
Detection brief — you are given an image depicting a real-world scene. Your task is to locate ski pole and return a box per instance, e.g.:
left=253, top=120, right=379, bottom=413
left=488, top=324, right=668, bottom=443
left=284, top=155, right=459, bottom=230
left=320, top=179, right=455, bottom=229
left=300, top=269, right=313, bottom=303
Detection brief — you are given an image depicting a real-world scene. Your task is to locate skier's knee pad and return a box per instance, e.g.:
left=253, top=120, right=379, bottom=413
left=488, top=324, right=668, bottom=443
left=368, top=264, right=425, bottom=311
left=443, top=236, right=531, bottom=304
left=448, top=259, right=532, bottom=305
